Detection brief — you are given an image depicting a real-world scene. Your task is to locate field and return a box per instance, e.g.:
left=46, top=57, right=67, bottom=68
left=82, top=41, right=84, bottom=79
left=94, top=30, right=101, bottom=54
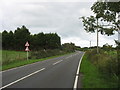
left=1, top=50, right=74, bottom=70
left=2, top=50, right=28, bottom=65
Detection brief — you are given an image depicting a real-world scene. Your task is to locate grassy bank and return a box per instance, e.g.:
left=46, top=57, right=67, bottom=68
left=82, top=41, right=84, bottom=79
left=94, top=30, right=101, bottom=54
left=1, top=52, right=73, bottom=71
left=80, top=53, right=118, bottom=88
left=2, top=49, right=72, bottom=65
left=2, top=50, right=27, bottom=65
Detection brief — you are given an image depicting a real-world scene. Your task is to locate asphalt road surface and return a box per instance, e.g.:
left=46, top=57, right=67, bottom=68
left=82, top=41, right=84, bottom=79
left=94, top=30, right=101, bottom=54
left=1, top=51, right=84, bottom=89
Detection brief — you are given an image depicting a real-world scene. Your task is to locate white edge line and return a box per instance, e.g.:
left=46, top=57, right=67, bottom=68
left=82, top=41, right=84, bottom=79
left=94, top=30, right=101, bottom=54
left=1, top=60, right=44, bottom=73
left=2, top=53, right=68, bottom=73
left=0, top=68, right=45, bottom=89
left=73, top=52, right=85, bottom=90
left=2, top=53, right=74, bottom=73
left=52, top=60, right=63, bottom=65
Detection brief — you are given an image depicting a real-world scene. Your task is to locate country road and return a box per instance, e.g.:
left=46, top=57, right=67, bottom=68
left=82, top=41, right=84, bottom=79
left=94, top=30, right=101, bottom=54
left=1, top=51, right=84, bottom=89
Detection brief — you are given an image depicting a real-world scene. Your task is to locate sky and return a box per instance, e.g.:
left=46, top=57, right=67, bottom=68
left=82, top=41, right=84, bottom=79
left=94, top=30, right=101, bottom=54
left=0, top=0, right=118, bottom=47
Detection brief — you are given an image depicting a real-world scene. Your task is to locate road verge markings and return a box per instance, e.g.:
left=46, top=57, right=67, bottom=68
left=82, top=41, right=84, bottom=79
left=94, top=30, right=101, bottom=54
left=2, top=54, right=65, bottom=73
left=53, top=60, right=63, bottom=65
left=73, top=52, right=85, bottom=90
left=1, top=68, right=45, bottom=89
left=2, top=60, right=45, bottom=73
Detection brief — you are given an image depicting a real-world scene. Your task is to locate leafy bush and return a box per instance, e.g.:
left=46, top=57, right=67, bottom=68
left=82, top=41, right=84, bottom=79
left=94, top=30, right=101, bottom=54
left=31, top=49, right=67, bottom=59
left=86, top=49, right=119, bottom=87
left=87, top=49, right=118, bottom=77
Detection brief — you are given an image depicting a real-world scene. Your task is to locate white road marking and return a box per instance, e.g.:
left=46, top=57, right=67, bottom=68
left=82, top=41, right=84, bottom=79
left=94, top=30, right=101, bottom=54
left=0, top=68, right=45, bottom=89
left=73, top=52, right=85, bottom=90
left=65, top=54, right=76, bottom=59
left=2, top=53, right=74, bottom=73
left=1, top=60, right=45, bottom=73
left=1, top=54, right=64, bottom=73
left=53, top=60, right=63, bottom=65
left=65, top=57, right=69, bottom=59
left=73, top=75, right=79, bottom=90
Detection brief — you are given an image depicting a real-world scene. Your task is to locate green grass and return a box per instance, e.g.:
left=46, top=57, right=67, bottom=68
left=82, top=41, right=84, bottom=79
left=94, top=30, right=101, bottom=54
left=2, top=50, right=27, bottom=65
left=80, top=53, right=118, bottom=88
left=1, top=52, right=74, bottom=71
left=104, top=50, right=117, bottom=57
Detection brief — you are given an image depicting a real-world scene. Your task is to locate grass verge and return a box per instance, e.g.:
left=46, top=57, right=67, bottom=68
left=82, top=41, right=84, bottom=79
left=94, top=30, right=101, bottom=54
left=1, top=52, right=74, bottom=71
left=80, top=53, right=118, bottom=88
left=2, top=50, right=27, bottom=65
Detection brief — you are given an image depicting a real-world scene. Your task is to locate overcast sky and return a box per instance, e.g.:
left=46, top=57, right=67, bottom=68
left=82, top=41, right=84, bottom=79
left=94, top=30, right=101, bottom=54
left=0, top=0, right=118, bottom=47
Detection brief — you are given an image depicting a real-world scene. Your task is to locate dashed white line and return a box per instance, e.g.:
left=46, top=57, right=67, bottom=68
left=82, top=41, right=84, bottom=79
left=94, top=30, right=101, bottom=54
left=53, top=60, right=63, bottom=65
left=1, top=68, right=45, bottom=89
left=65, top=57, right=69, bottom=59
left=65, top=54, right=75, bottom=59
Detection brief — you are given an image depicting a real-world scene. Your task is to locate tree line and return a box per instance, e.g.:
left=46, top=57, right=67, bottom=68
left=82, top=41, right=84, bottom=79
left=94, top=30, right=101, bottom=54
left=2, top=25, right=61, bottom=51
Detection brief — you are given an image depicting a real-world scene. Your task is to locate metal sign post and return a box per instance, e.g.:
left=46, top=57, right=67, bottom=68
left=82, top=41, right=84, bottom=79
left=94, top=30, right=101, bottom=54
left=27, top=51, right=28, bottom=60
left=25, top=41, right=30, bottom=60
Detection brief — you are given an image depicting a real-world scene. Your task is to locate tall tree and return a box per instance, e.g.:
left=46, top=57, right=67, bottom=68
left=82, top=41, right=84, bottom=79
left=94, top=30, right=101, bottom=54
left=62, top=43, right=75, bottom=52
left=14, top=25, right=30, bottom=50
left=81, top=16, right=100, bottom=53
left=81, top=1, right=120, bottom=87
left=8, top=31, right=14, bottom=50
left=91, top=1, right=120, bottom=35
left=44, top=33, right=61, bottom=49
left=2, top=26, right=61, bottom=51
left=2, top=30, right=10, bottom=50
left=81, top=1, right=120, bottom=52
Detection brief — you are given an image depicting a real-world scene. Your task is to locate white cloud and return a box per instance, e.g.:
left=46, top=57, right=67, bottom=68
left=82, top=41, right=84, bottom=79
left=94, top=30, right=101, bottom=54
left=0, top=1, right=117, bottom=47
left=1, top=0, right=97, bottom=3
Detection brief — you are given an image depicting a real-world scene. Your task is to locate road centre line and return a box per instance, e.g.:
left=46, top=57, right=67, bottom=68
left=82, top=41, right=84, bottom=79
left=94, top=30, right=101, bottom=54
left=66, top=56, right=70, bottom=59
left=2, top=54, right=65, bottom=73
left=1, top=68, right=45, bottom=89
left=65, top=55, right=74, bottom=59
left=65, top=57, right=69, bottom=59
left=73, top=52, right=85, bottom=90
left=52, top=60, right=63, bottom=65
